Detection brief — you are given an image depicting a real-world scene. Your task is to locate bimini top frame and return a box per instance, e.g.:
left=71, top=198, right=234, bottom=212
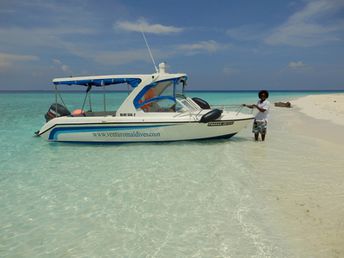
left=51, top=63, right=187, bottom=115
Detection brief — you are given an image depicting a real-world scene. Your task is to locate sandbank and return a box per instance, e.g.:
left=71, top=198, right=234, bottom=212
left=292, top=93, right=344, bottom=126
left=253, top=94, right=344, bottom=257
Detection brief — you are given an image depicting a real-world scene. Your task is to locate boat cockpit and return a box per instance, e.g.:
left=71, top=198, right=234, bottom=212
left=133, top=77, right=192, bottom=113
left=44, top=71, right=208, bottom=122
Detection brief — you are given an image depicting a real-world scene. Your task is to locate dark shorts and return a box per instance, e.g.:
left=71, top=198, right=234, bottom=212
left=252, top=120, right=267, bottom=134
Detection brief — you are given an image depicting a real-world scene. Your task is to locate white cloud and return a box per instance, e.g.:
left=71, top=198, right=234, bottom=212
left=52, top=59, right=71, bottom=73
left=53, top=59, right=62, bottom=65
left=265, top=0, right=344, bottom=47
left=115, top=19, right=183, bottom=34
left=288, top=61, right=306, bottom=69
left=178, top=40, right=227, bottom=55
left=51, top=39, right=225, bottom=67
left=0, top=1, right=100, bottom=63
left=0, top=52, right=38, bottom=69
left=0, top=27, right=94, bottom=52
left=61, top=65, right=70, bottom=72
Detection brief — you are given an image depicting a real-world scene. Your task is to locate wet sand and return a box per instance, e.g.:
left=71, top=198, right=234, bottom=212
left=255, top=94, right=344, bottom=257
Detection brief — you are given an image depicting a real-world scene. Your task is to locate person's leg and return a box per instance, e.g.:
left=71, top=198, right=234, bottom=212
left=261, top=133, right=266, bottom=141
left=252, top=121, right=259, bottom=141
left=261, top=121, right=267, bottom=141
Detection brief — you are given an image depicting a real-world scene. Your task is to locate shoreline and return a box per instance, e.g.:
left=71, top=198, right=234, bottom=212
left=291, top=93, right=344, bottom=127
left=285, top=93, right=344, bottom=145
left=1, top=91, right=343, bottom=257
left=257, top=94, right=344, bottom=257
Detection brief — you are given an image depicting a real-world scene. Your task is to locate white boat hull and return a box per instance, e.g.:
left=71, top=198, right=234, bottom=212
left=39, top=67, right=256, bottom=143
left=38, top=116, right=253, bottom=143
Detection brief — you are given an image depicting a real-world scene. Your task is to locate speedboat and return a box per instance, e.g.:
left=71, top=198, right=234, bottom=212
left=36, top=63, right=254, bottom=143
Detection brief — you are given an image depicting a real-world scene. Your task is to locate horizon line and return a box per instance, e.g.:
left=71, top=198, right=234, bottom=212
left=0, top=89, right=343, bottom=93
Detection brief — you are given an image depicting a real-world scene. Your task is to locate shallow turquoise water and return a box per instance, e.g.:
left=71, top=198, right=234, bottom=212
left=0, top=91, right=341, bottom=257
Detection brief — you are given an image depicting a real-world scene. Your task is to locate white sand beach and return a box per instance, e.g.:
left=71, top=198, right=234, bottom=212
left=292, top=93, right=344, bottom=126
left=254, top=93, right=344, bottom=257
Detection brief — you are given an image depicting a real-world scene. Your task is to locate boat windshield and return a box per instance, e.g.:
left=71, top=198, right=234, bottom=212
left=175, top=77, right=186, bottom=99
left=134, top=77, right=186, bottom=112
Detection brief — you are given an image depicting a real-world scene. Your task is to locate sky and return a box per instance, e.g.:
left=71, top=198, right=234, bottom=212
left=0, top=0, right=344, bottom=91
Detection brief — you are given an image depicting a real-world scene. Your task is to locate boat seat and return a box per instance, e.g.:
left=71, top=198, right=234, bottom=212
left=84, top=111, right=116, bottom=117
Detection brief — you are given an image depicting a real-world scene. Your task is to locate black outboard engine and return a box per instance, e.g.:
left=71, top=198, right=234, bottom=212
left=192, top=97, right=211, bottom=109
left=200, top=109, right=223, bottom=123
left=45, top=103, right=70, bottom=122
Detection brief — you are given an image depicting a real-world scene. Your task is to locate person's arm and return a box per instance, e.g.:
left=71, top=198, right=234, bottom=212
left=242, top=104, right=255, bottom=109
left=243, top=104, right=267, bottom=112
left=255, top=105, right=267, bottom=112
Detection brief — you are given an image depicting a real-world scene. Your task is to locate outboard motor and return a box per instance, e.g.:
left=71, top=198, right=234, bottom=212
left=45, top=103, right=70, bottom=122
left=200, top=109, right=223, bottom=123
left=192, top=97, right=211, bottom=109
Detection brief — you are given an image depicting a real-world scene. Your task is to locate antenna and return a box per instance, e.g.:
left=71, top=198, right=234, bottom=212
left=140, top=27, right=158, bottom=73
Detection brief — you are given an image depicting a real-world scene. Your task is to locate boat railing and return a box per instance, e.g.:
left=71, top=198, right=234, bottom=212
left=212, top=104, right=253, bottom=115
left=174, top=98, right=203, bottom=120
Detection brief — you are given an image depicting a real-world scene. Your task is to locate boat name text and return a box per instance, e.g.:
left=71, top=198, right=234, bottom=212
left=92, top=131, right=160, bottom=138
left=207, top=121, right=234, bottom=126
left=120, top=113, right=136, bottom=117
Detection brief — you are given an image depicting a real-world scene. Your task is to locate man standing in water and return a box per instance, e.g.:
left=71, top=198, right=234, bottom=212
left=243, top=90, right=270, bottom=141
